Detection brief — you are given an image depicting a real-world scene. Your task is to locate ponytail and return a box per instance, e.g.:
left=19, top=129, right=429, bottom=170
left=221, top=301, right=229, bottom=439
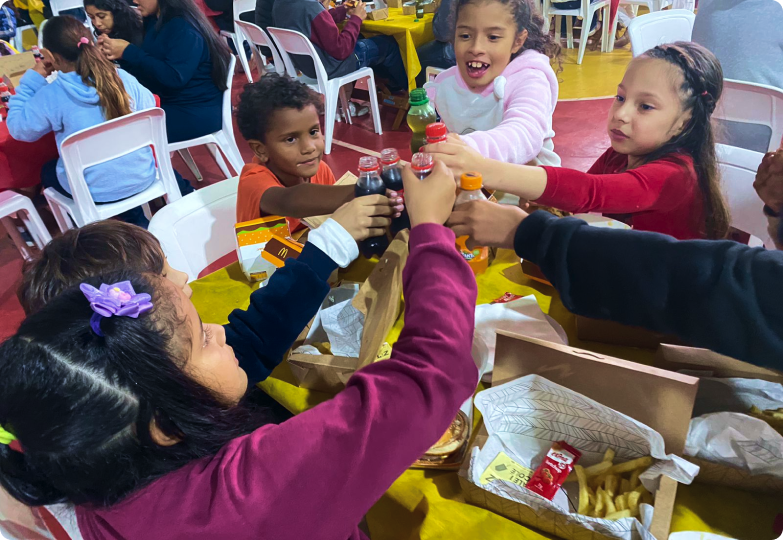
left=43, top=16, right=132, bottom=121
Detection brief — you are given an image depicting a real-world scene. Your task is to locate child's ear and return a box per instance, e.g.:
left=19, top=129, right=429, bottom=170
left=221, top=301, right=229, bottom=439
left=248, top=140, right=269, bottom=163
left=511, top=29, right=528, bottom=56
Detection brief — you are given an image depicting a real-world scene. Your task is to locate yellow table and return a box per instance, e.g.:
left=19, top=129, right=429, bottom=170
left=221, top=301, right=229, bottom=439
left=191, top=251, right=781, bottom=540
left=360, top=8, right=435, bottom=91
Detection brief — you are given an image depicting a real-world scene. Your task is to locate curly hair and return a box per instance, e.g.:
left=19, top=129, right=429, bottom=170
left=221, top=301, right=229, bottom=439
left=236, top=74, right=325, bottom=142
left=456, top=0, right=562, bottom=70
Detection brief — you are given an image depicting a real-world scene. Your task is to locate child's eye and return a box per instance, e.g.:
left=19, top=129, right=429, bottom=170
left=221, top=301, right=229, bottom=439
left=615, top=95, right=625, bottom=103
left=640, top=104, right=654, bottom=111
left=285, top=137, right=296, bottom=144
left=458, top=33, right=470, bottom=40
left=310, top=128, right=320, bottom=136
left=203, top=327, right=213, bottom=347
left=489, top=35, right=501, bottom=41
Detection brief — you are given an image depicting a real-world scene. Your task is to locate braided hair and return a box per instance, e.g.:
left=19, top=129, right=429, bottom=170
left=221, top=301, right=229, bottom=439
left=641, top=41, right=730, bottom=240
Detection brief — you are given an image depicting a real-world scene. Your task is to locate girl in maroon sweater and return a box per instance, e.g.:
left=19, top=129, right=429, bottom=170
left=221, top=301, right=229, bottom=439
left=427, top=41, right=731, bottom=240
left=0, top=161, right=478, bottom=540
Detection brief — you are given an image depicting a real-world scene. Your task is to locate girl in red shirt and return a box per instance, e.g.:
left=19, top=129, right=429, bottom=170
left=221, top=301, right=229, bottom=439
left=428, top=41, right=730, bottom=240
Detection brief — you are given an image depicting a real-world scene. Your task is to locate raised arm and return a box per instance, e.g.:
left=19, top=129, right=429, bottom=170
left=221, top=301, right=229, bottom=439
left=260, top=183, right=355, bottom=218
left=6, top=71, right=57, bottom=143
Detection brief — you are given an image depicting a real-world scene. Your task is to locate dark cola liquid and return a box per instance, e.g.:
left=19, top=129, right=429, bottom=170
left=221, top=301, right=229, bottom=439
left=355, top=181, right=389, bottom=258
left=382, top=165, right=410, bottom=235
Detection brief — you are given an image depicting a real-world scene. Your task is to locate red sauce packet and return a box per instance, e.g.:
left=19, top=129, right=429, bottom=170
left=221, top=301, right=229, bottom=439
left=525, top=441, right=581, bottom=501
left=491, top=292, right=524, bottom=304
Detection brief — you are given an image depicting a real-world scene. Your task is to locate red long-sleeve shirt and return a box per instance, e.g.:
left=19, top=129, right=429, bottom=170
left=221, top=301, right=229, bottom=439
left=539, top=148, right=704, bottom=239
left=311, top=5, right=362, bottom=61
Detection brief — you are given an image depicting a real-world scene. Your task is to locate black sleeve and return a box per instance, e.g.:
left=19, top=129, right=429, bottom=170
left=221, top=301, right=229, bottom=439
left=204, top=0, right=233, bottom=13
left=514, top=211, right=783, bottom=369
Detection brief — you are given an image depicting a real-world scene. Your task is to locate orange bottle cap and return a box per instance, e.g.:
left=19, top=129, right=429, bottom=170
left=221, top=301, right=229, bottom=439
left=460, top=172, right=483, bottom=190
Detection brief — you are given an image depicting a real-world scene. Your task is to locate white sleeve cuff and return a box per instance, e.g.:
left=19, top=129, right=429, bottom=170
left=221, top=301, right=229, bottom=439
left=307, top=218, right=359, bottom=268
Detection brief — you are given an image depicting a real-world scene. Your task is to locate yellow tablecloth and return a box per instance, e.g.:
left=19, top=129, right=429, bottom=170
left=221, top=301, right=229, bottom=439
left=191, top=251, right=781, bottom=540
left=360, top=8, right=435, bottom=91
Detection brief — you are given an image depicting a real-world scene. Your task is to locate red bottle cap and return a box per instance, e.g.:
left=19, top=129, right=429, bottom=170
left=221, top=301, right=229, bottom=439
left=411, top=152, right=434, bottom=172
left=425, top=122, right=448, bottom=141
left=380, top=148, right=400, bottom=165
left=358, top=156, right=380, bottom=172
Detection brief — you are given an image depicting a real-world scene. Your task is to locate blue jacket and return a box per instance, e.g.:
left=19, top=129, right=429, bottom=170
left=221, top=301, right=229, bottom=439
left=516, top=211, right=783, bottom=370
left=7, top=69, right=157, bottom=202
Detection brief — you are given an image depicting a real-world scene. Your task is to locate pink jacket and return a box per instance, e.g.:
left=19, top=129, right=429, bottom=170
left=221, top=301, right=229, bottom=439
left=73, top=224, right=479, bottom=540
left=425, top=50, right=560, bottom=166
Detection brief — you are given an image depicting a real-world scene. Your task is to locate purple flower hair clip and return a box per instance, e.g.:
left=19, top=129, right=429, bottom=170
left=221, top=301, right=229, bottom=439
left=79, top=281, right=153, bottom=337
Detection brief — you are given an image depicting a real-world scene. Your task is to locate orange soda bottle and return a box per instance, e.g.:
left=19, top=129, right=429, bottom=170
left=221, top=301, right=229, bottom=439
left=454, top=172, right=489, bottom=275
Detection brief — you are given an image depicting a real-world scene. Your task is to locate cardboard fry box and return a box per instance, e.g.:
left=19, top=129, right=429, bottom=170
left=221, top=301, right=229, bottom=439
left=653, top=344, right=783, bottom=494
left=0, top=52, right=35, bottom=88
left=286, top=230, right=409, bottom=393
left=367, top=7, right=389, bottom=19
left=235, top=216, right=300, bottom=284
left=575, top=316, right=681, bottom=350
left=402, top=2, right=416, bottom=15
left=386, top=0, right=403, bottom=7
left=458, top=331, right=699, bottom=540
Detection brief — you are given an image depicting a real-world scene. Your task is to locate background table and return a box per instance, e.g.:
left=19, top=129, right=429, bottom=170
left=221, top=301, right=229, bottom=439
left=190, top=249, right=781, bottom=540
left=360, top=8, right=435, bottom=91
left=0, top=120, right=58, bottom=190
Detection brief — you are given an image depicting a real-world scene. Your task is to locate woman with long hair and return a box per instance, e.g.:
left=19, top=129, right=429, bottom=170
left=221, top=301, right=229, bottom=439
left=84, top=0, right=144, bottom=45
left=6, top=15, right=157, bottom=228
left=96, top=0, right=231, bottom=147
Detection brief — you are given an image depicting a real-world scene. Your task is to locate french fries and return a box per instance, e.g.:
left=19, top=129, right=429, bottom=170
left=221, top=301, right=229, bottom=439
left=748, top=405, right=783, bottom=436
left=570, top=449, right=655, bottom=521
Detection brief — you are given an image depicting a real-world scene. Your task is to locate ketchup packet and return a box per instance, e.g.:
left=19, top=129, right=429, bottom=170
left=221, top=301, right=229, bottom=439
left=491, top=292, right=524, bottom=304
left=525, top=441, right=581, bottom=501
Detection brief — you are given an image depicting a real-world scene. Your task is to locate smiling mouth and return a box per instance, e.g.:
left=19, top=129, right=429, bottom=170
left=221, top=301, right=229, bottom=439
left=298, top=156, right=320, bottom=167
left=465, top=61, right=490, bottom=79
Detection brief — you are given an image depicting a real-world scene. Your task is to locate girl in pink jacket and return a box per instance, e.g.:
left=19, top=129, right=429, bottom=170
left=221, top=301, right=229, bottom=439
left=425, top=0, right=562, bottom=166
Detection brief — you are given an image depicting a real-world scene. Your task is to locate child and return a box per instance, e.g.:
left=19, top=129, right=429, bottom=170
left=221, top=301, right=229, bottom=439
left=0, top=161, right=479, bottom=540
left=6, top=16, right=156, bottom=228
left=84, top=0, right=144, bottom=46
left=430, top=41, right=730, bottom=240
left=18, top=195, right=395, bottom=384
left=424, top=0, right=561, bottom=166
left=236, top=74, right=402, bottom=228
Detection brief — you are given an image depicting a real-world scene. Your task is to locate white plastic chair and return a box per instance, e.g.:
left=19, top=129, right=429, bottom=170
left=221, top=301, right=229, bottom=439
left=626, top=9, right=695, bottom=57
left=267, top=26, right=382, bottom=154
left=542, top=0, right=610, bottom=65
left=219, top=0, right=255, bottom=84
left=168, top=56, right=245, bottom=182
left=425, top=66, right=443, bottom=82
left=0, top=191, right=51, bottom=260
left=44, top=108, right=183, bottom=232
left=235, top=20, right=285, bottom=79
left=2, top=0, right=36, bottom=52
left=606, top=0, right=674, bottom=51
left=714, top=79, right=783, bottom=153
left=716, top=143, right=772, bottom=248
left=148, top=177, right=239, bottom=282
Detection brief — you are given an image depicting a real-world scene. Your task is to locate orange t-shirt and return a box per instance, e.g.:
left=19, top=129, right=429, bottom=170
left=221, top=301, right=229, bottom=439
left=236, top=157, right=337, bottom=231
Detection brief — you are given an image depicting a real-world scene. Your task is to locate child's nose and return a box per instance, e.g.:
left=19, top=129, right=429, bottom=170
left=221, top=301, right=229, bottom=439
left=211, top=324, right=227, bottom=347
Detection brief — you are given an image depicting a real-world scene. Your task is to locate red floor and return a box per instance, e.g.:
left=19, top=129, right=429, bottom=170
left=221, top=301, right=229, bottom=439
left=0, top=69, right=614, bottom=340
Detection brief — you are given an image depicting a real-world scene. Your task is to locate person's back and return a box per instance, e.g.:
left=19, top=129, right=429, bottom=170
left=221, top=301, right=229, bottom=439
left=255, top=0, right=276, bottom=30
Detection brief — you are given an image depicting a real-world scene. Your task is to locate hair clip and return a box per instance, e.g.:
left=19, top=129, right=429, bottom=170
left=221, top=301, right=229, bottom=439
left=80, top=281, right=153, bottom=337
left=701, top=91, right=709, bottom=97
left=77, top=37, right=90, bottom=48
left=0, top=425, right=17, bottom=445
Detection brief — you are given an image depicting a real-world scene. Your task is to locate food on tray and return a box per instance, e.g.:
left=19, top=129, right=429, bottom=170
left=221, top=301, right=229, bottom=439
left=525, top=441, right=581, bottom=501
left=748, top=405, right=783, bottom=435
left=566, top=449, right=654, bottom=520
left=414, top=410, right=470, bottom=468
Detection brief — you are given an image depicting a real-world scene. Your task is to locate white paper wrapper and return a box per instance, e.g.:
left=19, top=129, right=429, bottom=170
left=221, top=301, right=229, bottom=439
left=685, top=412, right=783, bottom=478
left=471, top=295, right=567, bottom=379
left=292, top=283, right=364, bottom=358
left=468, top=375, right=699, bottom=540
left=692, top=377, right=783, bottom=416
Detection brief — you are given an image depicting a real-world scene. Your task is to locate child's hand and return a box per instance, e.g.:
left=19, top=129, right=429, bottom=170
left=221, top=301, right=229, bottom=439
left=347, top=0, right=367, bottom=20
left=331, top=194, right=393, bottom=241
left=32, top=48, right=54, bottom=78
left=448, top=201, right=527, bottom=250
left=422, top=138, right=487, bottom=182
left=755, top=148, right=783, bottom=213
left=386, top=189, right=404, bottom=218
left=402, top=160, right=456, bottom=227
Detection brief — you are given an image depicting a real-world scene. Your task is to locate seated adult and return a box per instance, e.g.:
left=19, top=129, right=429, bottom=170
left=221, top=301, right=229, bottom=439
left=84, top=0, right=144, bottom=46
left=414, top=0, right=455, bottom=87
left=97, top=0, right=232, bottom=145
left=202, top=0, right=254, bottom=33
left=253, top=0, right=277, bottom=60
left=693, top=0, right=783, bottom=152
left=274, top=0, right=408, bottom=93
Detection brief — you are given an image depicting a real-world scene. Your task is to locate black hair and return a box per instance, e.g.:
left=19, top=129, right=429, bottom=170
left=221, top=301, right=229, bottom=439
left=236, top=73, right=324, bottom=142
left=641, top=41, right=730, bottom=240
left=455, top=0, right=561, bottom=68
left=0, top=271, right=271, bottom=507
left=155, top=0, right=231, bottom=91
left=83, top=0, right=144, bottom=45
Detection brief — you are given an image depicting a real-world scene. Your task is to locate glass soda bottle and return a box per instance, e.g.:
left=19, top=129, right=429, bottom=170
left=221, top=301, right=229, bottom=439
left=407, top=88, right=437, bottom=154
left=355, top=156, right=390, bottom=259
left=425, top=122, right=448, bottom=145
left=380, top=148, right=410, bottom=235
left=454, top=172, right=489, bottom=276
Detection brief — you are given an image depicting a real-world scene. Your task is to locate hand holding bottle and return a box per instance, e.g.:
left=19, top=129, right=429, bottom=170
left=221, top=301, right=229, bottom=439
left=331, top=195, right=394, bottom=241
left=402, top=160, right=456, bottom=227
left=448, top=201, right=527, bottom=250
left=423, top=134, right=488, bottom=183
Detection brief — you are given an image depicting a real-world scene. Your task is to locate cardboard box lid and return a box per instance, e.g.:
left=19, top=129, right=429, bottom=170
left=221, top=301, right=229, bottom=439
left=493, top=331, right=699, bottom=454
left=654, top=343, right=783, bottom=384
left=0, top=52, right=35, bottom=88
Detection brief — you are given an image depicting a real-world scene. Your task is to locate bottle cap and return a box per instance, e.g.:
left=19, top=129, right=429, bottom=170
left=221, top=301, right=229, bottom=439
left=358, top=156, right=380, bottom=172
left=380, top=148, right=399, bottom=165
left=460, top=172, right=482, bottom=190
left=411, top=152, right=434, bottom=172
left=425, top=122, right=448, bottom=141
left=409, top=88, right=429, bottom=106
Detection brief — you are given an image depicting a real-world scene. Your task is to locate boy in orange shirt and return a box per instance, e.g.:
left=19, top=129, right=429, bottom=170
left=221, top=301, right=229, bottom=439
left=236, top=74, right=401, bottom=230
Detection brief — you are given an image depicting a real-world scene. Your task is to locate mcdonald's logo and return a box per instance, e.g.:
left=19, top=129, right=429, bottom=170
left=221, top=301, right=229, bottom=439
left=278, top=247, right=289, bottom=258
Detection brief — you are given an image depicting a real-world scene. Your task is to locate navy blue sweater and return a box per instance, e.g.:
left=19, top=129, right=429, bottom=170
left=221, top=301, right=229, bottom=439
left=515, top=211, right=783, bottom=370
left=224, top=242, right=337, bottom=385
left=120, top=16, right=222, bottom=143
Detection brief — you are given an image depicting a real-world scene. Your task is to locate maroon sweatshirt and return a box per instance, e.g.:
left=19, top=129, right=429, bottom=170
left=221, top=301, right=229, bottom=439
left=74, top=224, right=479, bottom=540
